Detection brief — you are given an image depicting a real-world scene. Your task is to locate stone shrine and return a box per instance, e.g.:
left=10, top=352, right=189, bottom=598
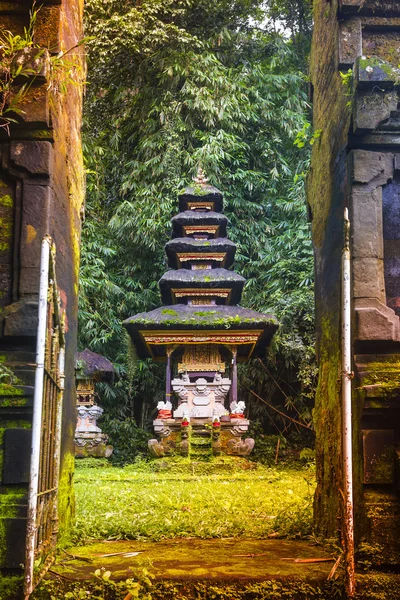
left=124, top=171, right=278, bottom=458
left=74, top=349, right=114, bottom=458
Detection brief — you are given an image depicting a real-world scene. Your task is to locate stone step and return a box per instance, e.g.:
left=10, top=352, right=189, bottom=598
left=7, top=367, right=36, bottom=386
left=191, top=428, right=211, bottom=436
left=0, top=350, right=36, bottom=364
left=191, top=440, right=211, bottom=447
left=0, top=384, right=34, bottom=397
left=191, top=445, right=212, bottom=453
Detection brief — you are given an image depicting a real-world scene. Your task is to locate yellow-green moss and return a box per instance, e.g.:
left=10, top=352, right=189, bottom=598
left=0, top=573, right=23, bottom=600
left=57, top=450, right=76, bottom=548
left=0, top=195, right=12, bottom=208
left=0, top=487, right=27, bottom=567
left=0, top=384, right=24, bottom=396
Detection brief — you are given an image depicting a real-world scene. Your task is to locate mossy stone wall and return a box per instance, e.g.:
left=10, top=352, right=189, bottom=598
left=308, top=0, right=351, bottom=541
left=0, top=0, right=85, bottom=594
left=309, top=0, right=400, bottom=554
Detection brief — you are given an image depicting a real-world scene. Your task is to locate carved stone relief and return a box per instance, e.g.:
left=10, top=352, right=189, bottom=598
left=172, top=375, right=231, bottom=418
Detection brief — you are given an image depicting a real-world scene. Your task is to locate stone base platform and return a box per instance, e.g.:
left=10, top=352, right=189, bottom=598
left=149, top=417, right=255, bottom=458
left=36, top=539, right=400, bottom=599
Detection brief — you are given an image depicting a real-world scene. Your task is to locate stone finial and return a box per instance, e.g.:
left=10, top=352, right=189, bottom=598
left=193, top=167, right=209, bottom=185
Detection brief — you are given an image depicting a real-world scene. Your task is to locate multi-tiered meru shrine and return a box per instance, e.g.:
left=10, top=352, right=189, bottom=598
left=124, top=171, right=278, bottom=458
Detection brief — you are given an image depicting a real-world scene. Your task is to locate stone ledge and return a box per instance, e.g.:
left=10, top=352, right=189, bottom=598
left=355, top=298, right=400, bottom=341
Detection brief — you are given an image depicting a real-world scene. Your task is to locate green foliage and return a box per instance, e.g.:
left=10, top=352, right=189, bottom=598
left=294, top=123, right=322, bottom=148
left=33, top=565, right=154, bottom=599
left=71, top=459, right=315, bottom=543
left=0, top=4, right=42, bottom=131
left=79, top=0, right=315, bottom=438
left=33, top=575, right=345, bottom=600
left=102, top=417, right=153, bottom=465
left=0, top=3, right=86, bottom=133
left=340, top=68, right=354, bottom=97
left=356, top=543, right=387, bottom=572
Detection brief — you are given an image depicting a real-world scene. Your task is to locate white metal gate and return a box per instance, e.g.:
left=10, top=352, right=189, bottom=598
left=24, top=236, right=65, bottom=598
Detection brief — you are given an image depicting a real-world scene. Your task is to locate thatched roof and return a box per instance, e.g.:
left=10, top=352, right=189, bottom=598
left=75, top=349, right=115, bottom=381
left=165, top=237, right=236, bottom=268
left=178, top=184, right=223, bottom=212
left=124, top=304, right=279, bottom=359
left=159, top=268, right=245, bottom=304
left=171, top=211, right=227, bottom=237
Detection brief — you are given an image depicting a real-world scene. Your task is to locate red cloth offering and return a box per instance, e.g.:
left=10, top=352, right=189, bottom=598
left=158, top=410, right=172, bottom=419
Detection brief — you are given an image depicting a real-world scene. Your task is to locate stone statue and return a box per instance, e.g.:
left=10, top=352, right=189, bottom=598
left=157, top=400, right=172, bottom=419
left=226, top=437, right=255, bottom=456
left=230, top=400, right=246, bottom=418
left=193, top=378, right=211, bottom=396
left=148, top=439, right=169, bottom=457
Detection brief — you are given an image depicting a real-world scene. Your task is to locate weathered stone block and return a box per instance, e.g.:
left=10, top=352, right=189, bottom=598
left=4, top=301, right=38, bottom=336
left=3, top=428, right=31, bottom=484
left=355, top=298, right=400, bottom=341
left=34, top=6, right=61, bottom=53
left=351, top=188, right=383, bottom=258
left=350, top=150, right=393, bottom=186
left=10, top=141, right=52, bottom=176
left=340, top=0, right=400, bottom=15
left=353, top=257, right=385, bottom=299
left=0, top=265, right=12, bottom=308
left=354, top=90, right=399, bottom=133
left=365, top=490, right=400, bottom=565
left=363, top=30, right=400, bottom=63
left=18, top=267, right=41, bottom=295
left=0, top=517, right=27, bottom=568
left=362, top=429, right=394, bottom=484
left=11, top=47, right=50, bottom=83
left=20, top=185, right=51, bottom=268
left=356, top=57, right=398, bottom=86
left=382, top=179, right=400, bottom=240
left=339, top=18, right=361, bottom=68
left=383, top=239, right=400, bottom=315
left=10, top=84, right=50, bottom=128
left=0, top=14, right=27, bottom=34
left=340, top=0, right=362, bottom=6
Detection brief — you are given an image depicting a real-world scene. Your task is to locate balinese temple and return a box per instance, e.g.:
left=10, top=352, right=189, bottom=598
left=124, top=171, right=278, bottom=458
left=74, top=349, right=115, bottom=458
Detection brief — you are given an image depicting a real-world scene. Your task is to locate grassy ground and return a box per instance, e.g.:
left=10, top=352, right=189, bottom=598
left=71, top=457, right=315, bottom=545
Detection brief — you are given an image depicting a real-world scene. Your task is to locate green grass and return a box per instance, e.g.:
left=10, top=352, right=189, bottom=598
left=71, top=459, right=315, bottom=545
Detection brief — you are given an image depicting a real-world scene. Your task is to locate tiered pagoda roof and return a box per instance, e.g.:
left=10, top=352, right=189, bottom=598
left=124, top=171, right=278, bottom=360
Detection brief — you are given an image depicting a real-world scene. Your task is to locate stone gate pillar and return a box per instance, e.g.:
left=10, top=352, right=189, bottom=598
left=0, top=0, right=84, bottom=589
left=309, top=0, right=400, bottom=561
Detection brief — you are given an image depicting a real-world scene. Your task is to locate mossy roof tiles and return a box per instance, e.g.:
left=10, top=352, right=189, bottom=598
left=178, top=185, right=223, bottom=212
left=165, top=237, right=236, bottom=268
left=159, top=268, right=245, bottom=304
left=171, top=211, right=227, bottom=237
left=75, top=349, right=115, bottom=381
left=124, top=305, right=279, bottom=359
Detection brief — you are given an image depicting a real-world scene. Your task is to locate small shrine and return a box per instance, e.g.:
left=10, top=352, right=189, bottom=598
left=75, top=349, right=115, bottom=458
left=124, top=171, right=278, bottom=458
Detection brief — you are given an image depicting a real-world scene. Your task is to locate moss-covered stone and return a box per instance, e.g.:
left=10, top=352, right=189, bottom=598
left=308, top=0, right=354, bottom=542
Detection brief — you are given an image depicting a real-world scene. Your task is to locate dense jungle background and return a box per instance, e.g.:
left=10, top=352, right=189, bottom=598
left=79, top=0, right=315, bottom=463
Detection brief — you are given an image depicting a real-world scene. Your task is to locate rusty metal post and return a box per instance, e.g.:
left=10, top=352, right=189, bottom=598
left=342, top=208, right=355, bottom=597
